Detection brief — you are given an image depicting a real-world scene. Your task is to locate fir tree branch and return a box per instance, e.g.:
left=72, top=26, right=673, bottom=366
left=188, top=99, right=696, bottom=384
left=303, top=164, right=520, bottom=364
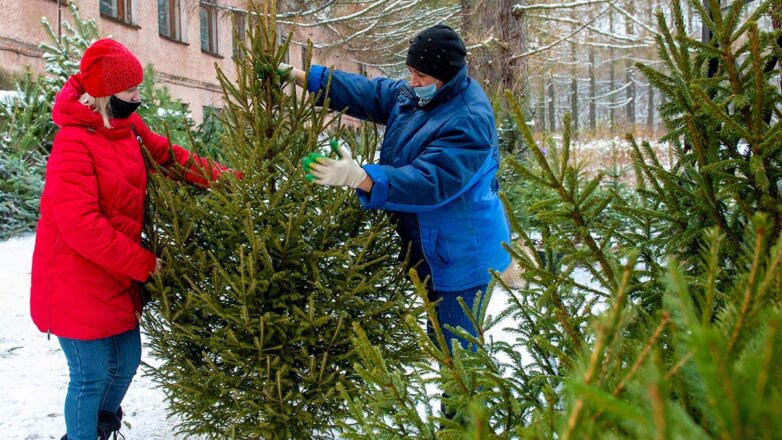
left=755, top=233, right=782, bottom=305
left=648, top=374, right=667, bottom=440
left=665, top=352, right=692, bottom=380
left=755, top=311, right=780, bottom=405
left=727, top=217, right=765, bottom=354
left=701, top=229, right=723, bottom=325
left=612, top=312, right=670, bottom=397
left=562, top=255, right=634, bottom=439
left=506, top=91, right=559, bottom=185
left=682, top=116, right=732, bottom=241
left=751, top=24, right=764, bottom=143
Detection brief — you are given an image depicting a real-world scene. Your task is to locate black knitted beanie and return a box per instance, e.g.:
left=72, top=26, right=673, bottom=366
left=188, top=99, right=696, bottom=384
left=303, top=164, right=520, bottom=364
left=406, top=24, right=467, bottom=83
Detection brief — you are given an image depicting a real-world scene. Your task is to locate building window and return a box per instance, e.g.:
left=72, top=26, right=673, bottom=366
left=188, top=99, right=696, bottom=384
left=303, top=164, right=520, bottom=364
left=100, top=0, right=133, bottom=24
left=203, top=105, right=221, bottom=119
left=277, top=25, right=290, bottom=63
left=232, top=11, right=247, bottom=59
left=200, top=1, right=219, bottom=55
left=158, top=0, right=184, bottom=42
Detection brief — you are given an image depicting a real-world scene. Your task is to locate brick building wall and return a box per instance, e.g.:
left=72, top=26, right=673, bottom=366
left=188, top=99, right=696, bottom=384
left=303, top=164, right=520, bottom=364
left=0, top=0, right=383, bottom=122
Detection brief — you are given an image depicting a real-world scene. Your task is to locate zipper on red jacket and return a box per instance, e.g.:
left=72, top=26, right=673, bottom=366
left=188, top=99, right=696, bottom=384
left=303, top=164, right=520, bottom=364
left=135, top=284, right=142, bottom=320
left=47, top=329, right=51, bottom=340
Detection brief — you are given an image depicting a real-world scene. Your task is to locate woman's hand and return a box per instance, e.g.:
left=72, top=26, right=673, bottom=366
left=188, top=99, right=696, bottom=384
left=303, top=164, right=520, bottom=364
left=154, top=258, right=163, bottom=275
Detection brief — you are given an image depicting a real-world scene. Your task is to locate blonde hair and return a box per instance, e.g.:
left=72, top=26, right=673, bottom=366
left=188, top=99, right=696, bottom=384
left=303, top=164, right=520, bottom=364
left=79, top=93, right=112, bottom=129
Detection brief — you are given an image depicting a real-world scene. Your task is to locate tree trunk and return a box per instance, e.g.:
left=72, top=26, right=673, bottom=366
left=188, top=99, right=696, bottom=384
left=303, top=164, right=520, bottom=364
left=461, top=0, right=527, bottom=95
left=538, top=76, right=546, bottom=132
left=647, top=82, right=655, bottom=131
left=609, top=7, right=616, bottom=133
left=461, top=0, right=476, bottom=77
left=515, top=1, right=529, bottom=97
left=774, top=2, right=782, bottom=92
left=688, top=1, right=694, bottom=34
left=647, top=2, right=655, bottom=131
left=659, top=90, right=666, bottom=131
left=625, top=0, right=636, bottom=126
left=571, top=41, right=579, bottom=133
left=589, top=46, right=596, bottom=131
left=548, top=71, right=556, bottom=132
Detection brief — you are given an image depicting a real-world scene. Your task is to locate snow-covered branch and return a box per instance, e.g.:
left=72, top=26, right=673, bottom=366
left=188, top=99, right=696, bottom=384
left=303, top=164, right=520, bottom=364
left=512, top=0, right=611, bottom=15
left=528, top=13, right=654, bottom=45
left=512, top=3, right=614, bottom=61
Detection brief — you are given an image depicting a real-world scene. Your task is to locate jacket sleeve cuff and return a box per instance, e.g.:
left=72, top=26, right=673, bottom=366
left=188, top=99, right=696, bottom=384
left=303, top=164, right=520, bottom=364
left=132, top=249, right=157, bottom=282
left=357, top=164, right=388, bottom=209
left=307, top=65, right=327, bottom=94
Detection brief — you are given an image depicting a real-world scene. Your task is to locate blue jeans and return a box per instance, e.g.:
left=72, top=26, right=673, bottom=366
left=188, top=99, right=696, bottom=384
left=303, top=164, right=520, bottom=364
left=58, top=327, right=141, bottom=440
left=426, top=284, right=488, bottom=353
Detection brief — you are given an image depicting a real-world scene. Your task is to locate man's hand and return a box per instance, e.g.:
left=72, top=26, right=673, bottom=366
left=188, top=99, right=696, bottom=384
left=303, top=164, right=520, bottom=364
left=276, top=62, right=293, bottom=81
left=309, top=146, right=367, bottom=189
left=256, top=62, right=295, bottom=83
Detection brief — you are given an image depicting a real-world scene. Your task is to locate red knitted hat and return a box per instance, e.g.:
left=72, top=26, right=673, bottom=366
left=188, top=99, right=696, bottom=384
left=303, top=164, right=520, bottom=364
left=78, top=38, right=143, bottom=97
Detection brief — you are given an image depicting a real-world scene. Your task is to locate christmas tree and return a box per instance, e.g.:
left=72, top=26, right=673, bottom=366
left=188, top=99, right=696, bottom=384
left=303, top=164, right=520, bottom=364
left=0, top=4, right=98, bottom=240
left=336, top=1, right=782, bottom=438
left=0, top=3, right=201, bottom=239
left=141, top=2, right=417, bottom=438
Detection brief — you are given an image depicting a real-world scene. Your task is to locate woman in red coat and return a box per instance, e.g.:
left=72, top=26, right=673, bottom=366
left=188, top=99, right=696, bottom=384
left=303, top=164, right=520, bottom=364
left=30, top=39, right=233, bottom=440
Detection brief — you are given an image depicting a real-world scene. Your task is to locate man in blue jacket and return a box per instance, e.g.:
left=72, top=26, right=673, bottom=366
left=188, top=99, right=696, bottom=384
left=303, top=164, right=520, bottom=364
left=292, top=24, right=511, bottom=352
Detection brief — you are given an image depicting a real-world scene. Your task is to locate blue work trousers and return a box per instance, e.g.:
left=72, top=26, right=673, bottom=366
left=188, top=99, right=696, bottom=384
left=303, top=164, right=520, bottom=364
left=426, top=284, right=488, bottom=353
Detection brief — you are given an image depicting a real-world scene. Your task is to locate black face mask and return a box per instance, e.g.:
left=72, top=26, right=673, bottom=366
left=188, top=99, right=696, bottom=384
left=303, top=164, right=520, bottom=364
left=109, top=96, right=142, bottom=119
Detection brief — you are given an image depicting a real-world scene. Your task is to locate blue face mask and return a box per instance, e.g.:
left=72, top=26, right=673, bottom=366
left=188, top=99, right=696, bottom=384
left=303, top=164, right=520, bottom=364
left=413, top=81, right=439, bottom=103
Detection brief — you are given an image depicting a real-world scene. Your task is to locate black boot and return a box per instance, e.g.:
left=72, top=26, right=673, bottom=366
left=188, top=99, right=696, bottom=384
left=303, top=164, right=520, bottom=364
left=97, top=406, right=124, bottom=440
left=61, top=406, right=123, bottom=440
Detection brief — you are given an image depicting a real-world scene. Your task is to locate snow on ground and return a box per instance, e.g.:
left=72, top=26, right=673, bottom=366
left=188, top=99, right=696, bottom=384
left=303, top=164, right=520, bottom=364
left=0, top=234, right=191, bottom=439
left=0, top=90, right=21, bottom=106
left=0, top=234, right=553, bottom=438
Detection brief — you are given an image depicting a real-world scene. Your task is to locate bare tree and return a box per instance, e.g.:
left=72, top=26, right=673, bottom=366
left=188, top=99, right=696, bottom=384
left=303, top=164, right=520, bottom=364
left=589, top=45, right=596, bottom=130
left=461, top=0, right=528, bottom=94
left=238, top=0, right=672, bottom=133
left=624, top=0, right=636, bottom=125
left=270, top=0, right=461, bottom=76
left=609, top=5, right=616, bottom=132
left=570, top=12, right=579, bottom=132
left=646, top=0, right=655, bottom=131
left=538, top=75, right=547, bottom=128
left=548, top=70, right=556, bottom=131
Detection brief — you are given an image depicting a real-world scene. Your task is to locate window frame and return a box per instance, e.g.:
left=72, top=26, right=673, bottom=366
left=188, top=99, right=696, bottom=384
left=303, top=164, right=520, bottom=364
left=158, top=0, right=185, bottom=43
left=100, top=0, right=136, bottom=26
left=199, top=0, right=220, bottom=56
left=232, top=10, right=247, bottom=60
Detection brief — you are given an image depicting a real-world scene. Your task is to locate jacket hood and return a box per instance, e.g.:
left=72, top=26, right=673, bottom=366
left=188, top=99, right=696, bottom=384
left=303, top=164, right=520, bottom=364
left=52, top=75, right=132, bottom=138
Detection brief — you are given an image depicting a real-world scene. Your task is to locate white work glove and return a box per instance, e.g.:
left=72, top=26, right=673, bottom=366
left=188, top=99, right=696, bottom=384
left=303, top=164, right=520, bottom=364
left=277, top=62, right=293, bottom=81
left=499, top=260, right=525, bottom=289
left=309, top=146, right=367, bottom=188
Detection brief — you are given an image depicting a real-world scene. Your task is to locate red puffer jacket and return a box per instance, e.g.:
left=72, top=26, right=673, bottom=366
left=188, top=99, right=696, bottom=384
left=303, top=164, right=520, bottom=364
left=31, top=75, right=228, bottom=340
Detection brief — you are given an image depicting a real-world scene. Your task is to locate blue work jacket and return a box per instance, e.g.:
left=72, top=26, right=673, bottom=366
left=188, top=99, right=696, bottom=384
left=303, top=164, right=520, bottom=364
left=307, top=64, right=511, bottom=291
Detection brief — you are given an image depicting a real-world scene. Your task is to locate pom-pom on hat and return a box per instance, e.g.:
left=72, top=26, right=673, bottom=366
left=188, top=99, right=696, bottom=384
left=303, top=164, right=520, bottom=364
left=77, top=38, right=143, bottom=98
left=406, top=24, right=467, bottom=83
